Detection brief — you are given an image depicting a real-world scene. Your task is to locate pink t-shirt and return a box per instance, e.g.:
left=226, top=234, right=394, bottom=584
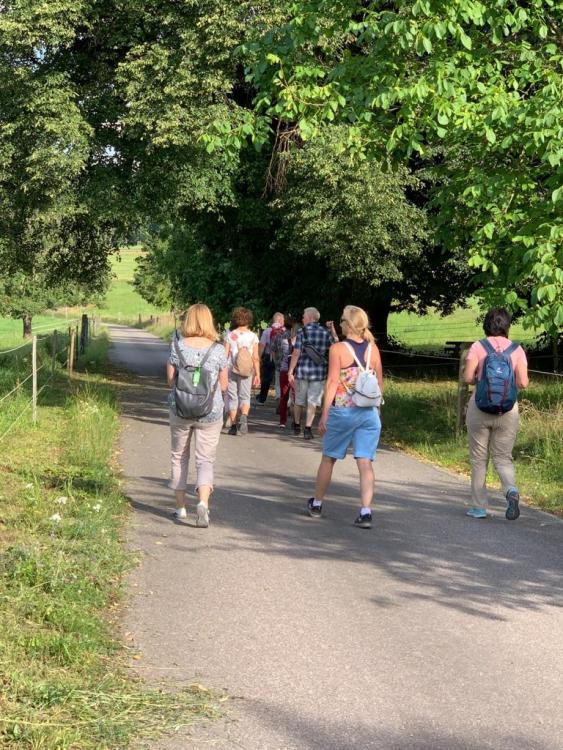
left=467, top=337, right=527, bottom=379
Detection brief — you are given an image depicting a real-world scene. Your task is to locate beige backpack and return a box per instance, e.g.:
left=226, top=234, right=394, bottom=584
left=233, top=345, right=254, bottom=377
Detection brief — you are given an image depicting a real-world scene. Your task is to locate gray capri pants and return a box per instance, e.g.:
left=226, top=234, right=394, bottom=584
left=227, top=371, right=252, bottom=411
left=169, top=409, right=223, bottom=491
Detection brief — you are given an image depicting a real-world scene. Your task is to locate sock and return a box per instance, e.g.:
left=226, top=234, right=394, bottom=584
left=360, top=507, right=371, bottom=516
left=312, top=499, right=322, bottom=508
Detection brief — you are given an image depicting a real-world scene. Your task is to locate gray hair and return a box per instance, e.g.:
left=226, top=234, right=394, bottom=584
left=303, top=307, right=320, bottom=322
left=272, top=312, right=285, bottom=324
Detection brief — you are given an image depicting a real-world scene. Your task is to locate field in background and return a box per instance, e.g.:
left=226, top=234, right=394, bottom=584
left=0, top=249, right=166, bottom=349
left=387, top=303, right=540, bottom=351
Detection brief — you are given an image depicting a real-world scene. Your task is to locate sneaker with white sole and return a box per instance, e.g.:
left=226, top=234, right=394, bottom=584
left=173, top=507, right=187, bottom=520
left=239, top=415, right=248, bottom=435
left=466, top=507, right=488, bottom=518
left=196, top=503, right=209, bottom=528
left=505, top=489, right=520, bottom=521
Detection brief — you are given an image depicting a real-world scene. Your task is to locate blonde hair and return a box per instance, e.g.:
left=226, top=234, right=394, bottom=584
left=341, top=305, right=375, bottom=344
left=180, top=303, right=219, bottom=341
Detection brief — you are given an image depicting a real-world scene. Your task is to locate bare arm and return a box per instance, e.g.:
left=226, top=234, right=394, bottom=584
left=166, top=362, right=176, bottom=388
left=371, top=344, right=384, bottom=395
left=219, top=367, right=228, bottom=392
left=287, top=347, right=301, bottom=385
left=463, top=356, right=479, bottom=385
left=319, top=344, right=342, bottom=433
left=515, top=358, right=529, bottom=389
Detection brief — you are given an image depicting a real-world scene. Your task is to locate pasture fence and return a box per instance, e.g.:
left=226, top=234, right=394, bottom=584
left=0, top=315, right=96, bottom=443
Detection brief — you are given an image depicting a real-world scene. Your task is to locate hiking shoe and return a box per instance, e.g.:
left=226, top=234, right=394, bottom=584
left=303, top=426, right=314, bottom=440
left=196, top=503, right=209, bottom=528
left=307, top=498, right=322, bottom=519
left=506, top=489, right=520, bottom=521
left=292, top=422, right=301, bottom=436
left=239, top=415, right=248, bottom=435
left=466, top=507, right=488, bottom=518
left=228, top=424, right=238, bottom=436
left=173, top=507, right=187, bottom=520
left=278, top=423, right=286, bottom=429
left=354, top=512, right=372, bottom=529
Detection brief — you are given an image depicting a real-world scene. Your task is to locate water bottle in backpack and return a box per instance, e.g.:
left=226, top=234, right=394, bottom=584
left=475, top=339, right=519, bottom=414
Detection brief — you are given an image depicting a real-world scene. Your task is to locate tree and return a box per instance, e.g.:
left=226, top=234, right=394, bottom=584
left=213, top=0, right=563, bottom=340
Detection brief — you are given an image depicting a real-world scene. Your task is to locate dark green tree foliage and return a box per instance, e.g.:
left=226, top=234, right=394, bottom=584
left=211, top=0, right=563, bottom=338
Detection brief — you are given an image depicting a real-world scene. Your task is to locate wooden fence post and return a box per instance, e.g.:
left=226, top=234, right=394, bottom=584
left=75, top=326, right=79, bottom=365
left=455, top=344, right=471, bottom=437
left=68, top=327, right=75, bottom=376
left=52, top=330, right=58, bottom=374
left=80, top=314, right=89, bottom=354
left=32, top=335, right=38, bottom=425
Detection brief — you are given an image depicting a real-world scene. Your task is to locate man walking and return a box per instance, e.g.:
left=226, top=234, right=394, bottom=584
left=288, top=307, right=337, bottom=439
left=257, top=312, right=285, bottom=404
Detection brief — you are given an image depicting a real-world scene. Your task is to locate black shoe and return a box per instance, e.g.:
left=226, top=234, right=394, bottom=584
left=354, top=512, right=372, bottom=529
left=292, top=422, right=301, bottom=436
left=506, top=489, right=520, bottom=520
left=303, top=426, right=313, bottom=440
left=307, top=498, right=322, bottom=519
left=228, top=424, right=238, bottom=436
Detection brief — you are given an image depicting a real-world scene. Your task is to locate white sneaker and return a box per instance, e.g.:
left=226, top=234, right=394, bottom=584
left=173, top=507, right=187, bottom=520
left=196, top=503, right=209, bottom=528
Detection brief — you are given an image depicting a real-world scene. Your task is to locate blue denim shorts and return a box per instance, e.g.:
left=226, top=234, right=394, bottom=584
left=322, top=406, right=381, bottom=460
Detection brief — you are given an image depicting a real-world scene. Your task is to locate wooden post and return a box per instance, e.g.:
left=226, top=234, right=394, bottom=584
left=138, top=314, right=142, bottom=325
left=32, top=335, right=38, bottom=425
left=68, top=327, right=75, bottom=376
left=75, top=326, right=79, bottom=366
left=52, top=330, right=58, bottom=374
left=455, top=344, right=471, bottom=437
left=80, top=314, right=89, bottom=354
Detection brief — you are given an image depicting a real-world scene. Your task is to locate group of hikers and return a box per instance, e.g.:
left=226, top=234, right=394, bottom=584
left=166, top=302, right=528, bottom=529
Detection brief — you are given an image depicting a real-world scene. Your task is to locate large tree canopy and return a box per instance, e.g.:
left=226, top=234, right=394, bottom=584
left=208, top=0, right=563, bottom=338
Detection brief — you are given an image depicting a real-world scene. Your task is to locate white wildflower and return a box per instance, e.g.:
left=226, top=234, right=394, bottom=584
left=49, top=513, right=62, bottom=523
left=55, top=496, right=68, bottom=505
left=92, top=503, right=102, bottom=512
left=25, top=483, right=34, bottom=489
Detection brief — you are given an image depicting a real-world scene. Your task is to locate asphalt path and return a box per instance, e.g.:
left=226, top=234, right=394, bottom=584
left=108, top=324, right=563, bottom=750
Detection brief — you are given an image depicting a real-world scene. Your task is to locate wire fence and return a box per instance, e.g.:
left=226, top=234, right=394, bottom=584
left=0, top=316, right=94, bottom=444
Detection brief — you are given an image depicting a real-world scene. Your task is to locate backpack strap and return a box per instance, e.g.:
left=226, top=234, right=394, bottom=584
left=480, top=338, right=495, bottom=355
left=198, top=342, right=221, bottom=368
left=343, top=342, right=372, bottom=372
left=173, top=331, right=188, bottom=368
left=502, top=342, right=519, bottom=357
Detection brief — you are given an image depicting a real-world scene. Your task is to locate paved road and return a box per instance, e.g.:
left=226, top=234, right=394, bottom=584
left=109, top=325, right=563, bottom=750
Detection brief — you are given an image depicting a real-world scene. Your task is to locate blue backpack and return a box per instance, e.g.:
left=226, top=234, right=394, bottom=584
left=475, top=339, right=519, bottom=414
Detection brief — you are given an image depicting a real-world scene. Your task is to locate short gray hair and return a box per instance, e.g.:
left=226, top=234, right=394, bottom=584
left=303, top=307, right=320, bottom=322
left=272, top=312, right=285, bottom=324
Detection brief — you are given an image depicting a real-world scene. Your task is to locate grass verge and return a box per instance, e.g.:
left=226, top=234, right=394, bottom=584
left=383, top=377, right=563, bottom=515
left=0, top=334, right=220, bottom=749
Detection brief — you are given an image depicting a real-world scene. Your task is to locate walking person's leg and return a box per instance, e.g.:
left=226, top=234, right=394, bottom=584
left=238, top=375, right=252, bottom=434
left=193, top=419, right=223, bottom=527
left=490, top=404, right=521, bottom=519
left=352, top=408, right=381, bottom=528
left=257, top=357, right=274, bottom=402
left=293, top=379, right=307, bottom=434
left=169, top=410, right=194, bottom=519
left=279, top=370, right=290, bottom=426
left=227, top=373, right=239, bottom=435
left=465, top=397, right=492, bottom=517
left=303, top=381, right=324, bottom=439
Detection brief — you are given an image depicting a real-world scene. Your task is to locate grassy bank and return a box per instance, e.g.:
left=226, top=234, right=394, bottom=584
left=0, top=334, right=219, bottom=748
left=383, top=377, right=563, bottom=515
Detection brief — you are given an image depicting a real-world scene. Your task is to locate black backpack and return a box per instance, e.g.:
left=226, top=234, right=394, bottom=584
left=173, top=334, right=220, bottom=420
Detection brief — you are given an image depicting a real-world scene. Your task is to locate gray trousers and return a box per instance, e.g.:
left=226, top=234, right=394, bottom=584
left=169, top=410, right=223, bottom=491
left=466, top=395, right=519, bottom=507
left=227, top=371, right=252, bottom=411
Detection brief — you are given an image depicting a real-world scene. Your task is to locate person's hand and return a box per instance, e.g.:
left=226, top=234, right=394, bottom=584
left=326, top=321, right=337, bottom=339
left=253, top=375, right=261, bottom=389
left=318, top=412, right=329, bottom=435
left=288, top=371, right=295, bottom=386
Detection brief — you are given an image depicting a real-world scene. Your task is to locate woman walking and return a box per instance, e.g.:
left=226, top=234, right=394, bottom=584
left=307, top=305, right=383, bottom=528
left=225, top=307, right=260, bottom=435
left=463, top=307, right=528, bottom=520
left=167, top=304, right=228, bottom=527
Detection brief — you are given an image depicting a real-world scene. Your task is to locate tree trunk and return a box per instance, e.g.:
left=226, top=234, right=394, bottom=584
left=22, top=314, right=32, bottom=339
left=553, top=334, right=560, bottom=373
left=367, top=299, right=392, bottom=350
